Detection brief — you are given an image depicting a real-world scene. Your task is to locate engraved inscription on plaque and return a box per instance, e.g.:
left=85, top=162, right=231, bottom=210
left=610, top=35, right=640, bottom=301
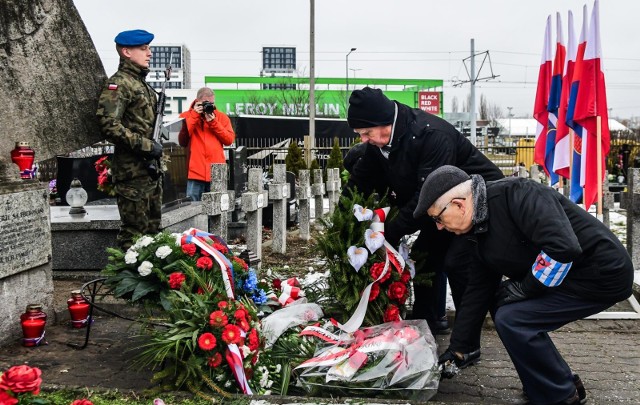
left=0, top=189, right=51, bottom=278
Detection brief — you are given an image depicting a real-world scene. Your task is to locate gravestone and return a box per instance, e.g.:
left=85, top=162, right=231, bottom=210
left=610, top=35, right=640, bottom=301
left=268, top=164, right=288, bottom=254
left=312, top=169, right=325, bottom=222
left=241, top=168, right=268, bottom=266
left=0, top=0, right=106, bottom=171
left=0, top=0, right=106, bottom=345
left=626, top=168, right=640, bottom=270
left=297, top=170, right=311, bottom=241
left=202, top=164, right=234, bottom=241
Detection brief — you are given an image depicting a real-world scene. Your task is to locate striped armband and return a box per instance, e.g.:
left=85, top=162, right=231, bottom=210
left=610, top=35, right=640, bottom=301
left=531, top=251, right=572, bottom=287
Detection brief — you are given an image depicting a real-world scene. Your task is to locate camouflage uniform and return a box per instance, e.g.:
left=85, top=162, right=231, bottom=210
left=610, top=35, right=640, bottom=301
left=96, top=58, right=162, bottom=249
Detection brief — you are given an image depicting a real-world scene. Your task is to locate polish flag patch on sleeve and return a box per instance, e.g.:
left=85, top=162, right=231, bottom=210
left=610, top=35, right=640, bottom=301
left=108, top=83, right=118, bottom=90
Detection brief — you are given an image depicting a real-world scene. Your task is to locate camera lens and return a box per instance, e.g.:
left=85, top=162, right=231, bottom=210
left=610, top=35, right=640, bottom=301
left=202, top=101, right=215, bottom=114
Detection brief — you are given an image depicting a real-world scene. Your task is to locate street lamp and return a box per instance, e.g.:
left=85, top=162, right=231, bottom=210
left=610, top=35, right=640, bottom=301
left=346, top=47, right=357, bottom=101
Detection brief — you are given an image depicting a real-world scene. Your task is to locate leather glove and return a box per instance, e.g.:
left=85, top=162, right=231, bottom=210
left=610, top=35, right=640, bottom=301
left=148, top=141, right=163, bottom=159
left=495, top=279, right=529, bottom=307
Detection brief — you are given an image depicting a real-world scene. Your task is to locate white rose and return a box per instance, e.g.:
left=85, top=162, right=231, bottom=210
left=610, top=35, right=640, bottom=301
left=124, top=250, right=139, bottom=264
left=138, top=261, right=153, bottom=276
left=155, top=245, right=172, bottom=260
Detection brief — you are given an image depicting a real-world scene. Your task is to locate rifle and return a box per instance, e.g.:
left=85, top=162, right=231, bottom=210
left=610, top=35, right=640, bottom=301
left=148, top=54, right=173, bottom=178
left=152, top=53, right=173, bottom=143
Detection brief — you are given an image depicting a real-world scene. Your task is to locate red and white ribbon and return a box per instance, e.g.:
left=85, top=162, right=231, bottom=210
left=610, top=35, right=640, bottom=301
left=181, top=228, right=235, bottom=299
left=225, top=344, right=253, bottom=394
left=278, top=278, right=305, bottom=306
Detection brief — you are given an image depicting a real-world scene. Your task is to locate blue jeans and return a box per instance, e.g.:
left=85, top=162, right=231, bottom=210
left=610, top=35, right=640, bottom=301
left=186, top=180, right=210, bottom=202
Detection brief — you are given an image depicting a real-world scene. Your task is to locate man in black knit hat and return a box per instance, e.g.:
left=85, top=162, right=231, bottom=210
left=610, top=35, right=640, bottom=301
left=343, top=87, right=504, bottom=366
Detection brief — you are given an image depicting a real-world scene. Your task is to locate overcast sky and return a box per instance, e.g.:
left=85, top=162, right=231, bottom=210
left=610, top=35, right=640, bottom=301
left=73, top=0, right=640, bottom=120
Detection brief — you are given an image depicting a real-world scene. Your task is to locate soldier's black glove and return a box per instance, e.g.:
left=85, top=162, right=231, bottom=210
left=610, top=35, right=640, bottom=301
left=148, top=141, right=163, bottom=159
left=495, top=279, right=530, bottom=307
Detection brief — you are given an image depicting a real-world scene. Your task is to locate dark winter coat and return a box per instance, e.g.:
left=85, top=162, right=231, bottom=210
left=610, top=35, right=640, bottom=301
left=345, top=102, right=504, bottom=246
left=449, top=176, right=634, bottom=352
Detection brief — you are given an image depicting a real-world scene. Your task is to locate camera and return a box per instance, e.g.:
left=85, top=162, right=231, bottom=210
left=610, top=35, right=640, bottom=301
left=201, top=101, right=216, bottom=114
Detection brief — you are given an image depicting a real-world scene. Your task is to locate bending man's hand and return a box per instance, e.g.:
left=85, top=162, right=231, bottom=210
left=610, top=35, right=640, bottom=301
left=495, top=279, right=529, bottom=307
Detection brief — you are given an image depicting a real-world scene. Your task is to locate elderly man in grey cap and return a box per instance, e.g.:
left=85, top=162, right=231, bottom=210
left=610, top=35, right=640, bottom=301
left=415, top=165, right=634, bottom=405
left=342, top=87, right=503, bottom=360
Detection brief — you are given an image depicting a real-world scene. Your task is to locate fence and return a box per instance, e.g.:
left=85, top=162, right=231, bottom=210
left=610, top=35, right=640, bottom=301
left=35, top=138, right=640, bottom=200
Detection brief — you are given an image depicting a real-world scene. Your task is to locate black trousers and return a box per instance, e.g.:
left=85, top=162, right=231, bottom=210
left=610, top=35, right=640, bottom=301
left=493, top=290, right=613, bottom=404
left=411, top=232, right=482, bottom=351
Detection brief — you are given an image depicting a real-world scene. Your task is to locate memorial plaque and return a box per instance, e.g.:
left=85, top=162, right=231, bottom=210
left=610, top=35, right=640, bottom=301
left=0, top=188, right=51, bottom=278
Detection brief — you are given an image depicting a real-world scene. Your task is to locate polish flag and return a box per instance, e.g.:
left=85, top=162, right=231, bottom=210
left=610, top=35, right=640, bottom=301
left=565, top=5, right=589, bottom=204
left=553, top=10, right=576, bottom=179
left=544, top=12, right=566, bottom=185
left=534, top=16, right=553, bottom=170
left=572, top=0, right=610, bottom=211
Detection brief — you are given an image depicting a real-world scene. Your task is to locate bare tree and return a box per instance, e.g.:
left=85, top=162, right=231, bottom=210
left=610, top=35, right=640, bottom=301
left=451, top=96, right=459, bottom=113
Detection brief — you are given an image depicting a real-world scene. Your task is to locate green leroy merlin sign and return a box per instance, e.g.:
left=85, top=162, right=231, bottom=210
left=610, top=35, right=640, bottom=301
left=162, top=77, right=443, bottom=122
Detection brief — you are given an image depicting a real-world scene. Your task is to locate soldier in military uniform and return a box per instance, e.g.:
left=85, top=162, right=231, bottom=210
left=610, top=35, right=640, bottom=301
left=96, top=29, right=163, bottom=250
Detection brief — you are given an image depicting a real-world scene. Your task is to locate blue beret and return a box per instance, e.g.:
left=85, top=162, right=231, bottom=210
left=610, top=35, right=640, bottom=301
left=114, top=29, right=154, bottom=47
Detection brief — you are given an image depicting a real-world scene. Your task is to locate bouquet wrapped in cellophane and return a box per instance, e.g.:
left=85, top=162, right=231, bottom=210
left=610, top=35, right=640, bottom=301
left=294, top=319, right=439, bottom=401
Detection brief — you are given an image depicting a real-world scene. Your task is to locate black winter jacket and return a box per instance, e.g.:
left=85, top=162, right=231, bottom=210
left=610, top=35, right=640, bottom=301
left=449, top=177, right=634, bottom=351
left=345, top=103, right=504, bottom=246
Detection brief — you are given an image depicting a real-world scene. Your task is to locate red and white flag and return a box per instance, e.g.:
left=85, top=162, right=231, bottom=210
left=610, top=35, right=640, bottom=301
left=553, top=10, right=576, bottom=179
left=572, top=0, right=610, bottom=211
left=534, top=16, right=553, bottom=169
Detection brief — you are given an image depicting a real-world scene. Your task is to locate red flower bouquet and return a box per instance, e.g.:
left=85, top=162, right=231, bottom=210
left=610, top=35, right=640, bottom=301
left=94, top=155, right=115, bottom=196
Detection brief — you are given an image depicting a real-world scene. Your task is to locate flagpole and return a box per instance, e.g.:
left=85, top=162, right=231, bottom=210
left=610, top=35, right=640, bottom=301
left=596, top=115, right=603, bottom=220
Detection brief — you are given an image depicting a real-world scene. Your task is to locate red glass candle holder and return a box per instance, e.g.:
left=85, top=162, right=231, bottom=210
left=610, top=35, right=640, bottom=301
left=67, top=290, right=90, bottom=328
left=20, top=304, right=47, bottom=347
left=10, top=141, right=36, bottom=179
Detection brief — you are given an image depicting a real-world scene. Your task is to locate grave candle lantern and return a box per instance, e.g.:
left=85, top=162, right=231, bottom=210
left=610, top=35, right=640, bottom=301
left=67, top=290, right=90, bottom=328
left=10, top=141, right=35, bottom=179
left=20, top=304, right=47, bottom=347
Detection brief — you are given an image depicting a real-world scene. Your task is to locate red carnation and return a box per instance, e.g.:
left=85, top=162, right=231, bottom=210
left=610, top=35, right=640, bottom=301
left=400, top=270, right=411, bottom=284
left=383, top=304, right=401, bottom=322
left=221, top=324, right=243, bottom=345
left=218, top=301, right=229, bottom=310
left=209, top=310, right=228, bottom=327
left=168, top=272, right=186, bottom=289
left=207, top=352, right=223, bottom=368
left=196, top=256, right=213, bottom=270
left=272, top=278, right=282, bottom=290
left=0, top=365, right=42, bottom=395
left=387, top=281, right=407, bottom=301
left=247, top=329, right=260, bottom=351
left=198, top=332, right=217, bottom=351
left=181, top=243, right=197, bottom=256
left=368, top=282, right=380, bottom=302
left=213, top=242, right=229, bottom=254
left=369, top=262, right=391, bottom=283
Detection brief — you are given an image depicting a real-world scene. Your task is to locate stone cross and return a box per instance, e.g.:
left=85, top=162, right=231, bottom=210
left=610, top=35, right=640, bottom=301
left=326, top=168, right=341, bottom=215
left=296, top=169, right=312, bottom=241
left=312, top=169, right=325, bottom=222
left=268, top=164, right=289, bottom=254
left=201, top=164, right=234, bottom=242
left=529, top=164, right=540, bottom=183
left=625, top=168, right=640, bottom=270
left=241, top=168, right=268, bottom=265
left=602, top=174, right=615, bottom=228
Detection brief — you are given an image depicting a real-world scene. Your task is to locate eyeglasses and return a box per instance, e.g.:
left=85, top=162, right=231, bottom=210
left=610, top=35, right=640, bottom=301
left=430, top=197, right=466, bottom=224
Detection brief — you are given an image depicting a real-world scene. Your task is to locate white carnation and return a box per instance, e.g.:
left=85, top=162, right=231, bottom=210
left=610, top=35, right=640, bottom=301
left=155, top=245, right=172, bottom=259
left=138, top=261, right=153, bottom=276
left=124, top=250, right=139, bottom=264
left=240, top=345, right=251, bottom=358
left=134, top=235, right=154, bottom=249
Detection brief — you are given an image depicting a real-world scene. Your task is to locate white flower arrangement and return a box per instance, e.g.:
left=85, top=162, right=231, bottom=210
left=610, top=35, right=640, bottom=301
left=134, top=235, right=154, bottom=249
